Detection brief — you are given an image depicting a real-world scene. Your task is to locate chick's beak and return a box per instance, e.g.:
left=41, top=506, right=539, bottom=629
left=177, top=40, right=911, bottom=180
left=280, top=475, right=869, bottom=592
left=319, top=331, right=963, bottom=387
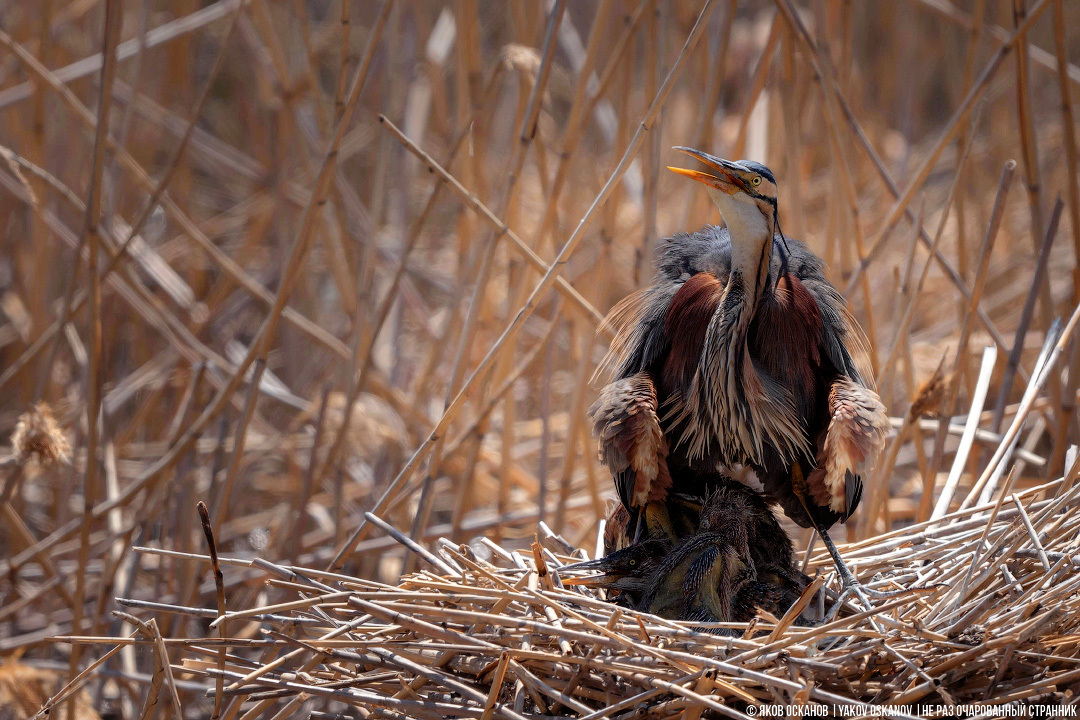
left=667, top=146, right=742, bottom=195
left=559, top=574, right=611, bottom=588
left=557, top=557, right=617, bottom=587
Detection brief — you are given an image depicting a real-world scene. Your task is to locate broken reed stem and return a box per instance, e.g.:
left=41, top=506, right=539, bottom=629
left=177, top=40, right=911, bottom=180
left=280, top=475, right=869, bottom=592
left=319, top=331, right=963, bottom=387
left=108, top=485, right=1080, bottom=718
left=197, top=501, right=227, bottom=719
left=970, top=302, right=1080, bottom=506
left=931, top=344, right=997, bottom=519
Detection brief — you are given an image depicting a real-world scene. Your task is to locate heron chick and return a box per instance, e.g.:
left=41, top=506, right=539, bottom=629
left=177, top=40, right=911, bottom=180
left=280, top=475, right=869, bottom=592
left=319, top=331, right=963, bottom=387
left=562, top=481, right=813, bottom=627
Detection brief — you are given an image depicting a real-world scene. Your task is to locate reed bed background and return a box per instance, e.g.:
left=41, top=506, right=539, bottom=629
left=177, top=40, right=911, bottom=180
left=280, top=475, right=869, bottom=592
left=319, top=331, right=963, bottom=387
left=0, top=0, right=1079, bottom=717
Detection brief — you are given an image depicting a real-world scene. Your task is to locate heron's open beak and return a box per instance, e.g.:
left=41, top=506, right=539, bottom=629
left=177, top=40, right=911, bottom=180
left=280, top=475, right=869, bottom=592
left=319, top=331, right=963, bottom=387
left=668, top=147, right=743, bottom=195
left=557, top=557, right=615, bottom=587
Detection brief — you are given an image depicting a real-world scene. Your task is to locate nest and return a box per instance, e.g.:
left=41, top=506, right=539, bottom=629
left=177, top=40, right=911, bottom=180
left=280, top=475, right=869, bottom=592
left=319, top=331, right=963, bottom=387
left=113, top=475, right=1080, bottom=718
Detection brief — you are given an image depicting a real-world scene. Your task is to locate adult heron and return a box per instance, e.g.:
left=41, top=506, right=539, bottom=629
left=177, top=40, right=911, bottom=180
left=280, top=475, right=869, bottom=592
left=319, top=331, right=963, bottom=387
left=589, top=147, right=889, bottom=609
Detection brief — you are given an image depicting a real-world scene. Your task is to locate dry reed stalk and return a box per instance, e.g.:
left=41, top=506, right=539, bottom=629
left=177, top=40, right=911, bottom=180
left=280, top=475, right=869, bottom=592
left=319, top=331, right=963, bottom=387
left=1051, top=0, right=1080, bottom=488
left=2, top=3, right=1080, bottom=717
left=788, top=26, right=1017, bottom=365
left=0, top=0, right=243, bottom=109
left=376, top=119, right=605, bottom=328
left=930, top=344, right=997, bottom=519
left=316, top=65, right=510, bottom=548
left=195, top=501, right=226, bottom=717
left=0, top=0, right=394, bottom=582
left=860, top=204, right=952, bottom=535
left=26, top=0, right=52, bottom=390
left=538, top=0, right=651, bottom=245
left=1, top=8, right=243, bottom=397
left=328, top=0, right=716, bottom=570
left=1010, top=0, right=1051, bottom=322
left=1053, top=2, right=1080, bottom=288
left=777, top=24, right=804, bottom=244
left=844, top=0, right=1053, bottom=288
left=910, top=0, right=1080, bottom=88
left=28, top=639, right=126, bottom=720
left=917, top=161, right=1014, bottom=520
left=801, top=0, right=880, bottom=373
left=410, top=2, right=567, bottom=565
left=67, top=4, right=122, bottom=714
left=783, top=0, right=1012, bottom=363
left=730, top=15, right=779, bottom=163
left=212, top=359, right=266, bottom=528
left=0, top=27, right=351, bottom=373
left=950, top=0, right=986, bottom=410
left=102, top=470, right=1080, bottom=716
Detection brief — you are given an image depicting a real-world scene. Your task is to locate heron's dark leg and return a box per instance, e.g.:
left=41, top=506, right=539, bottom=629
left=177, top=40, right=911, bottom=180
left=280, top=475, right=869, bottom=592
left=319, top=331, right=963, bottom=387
left=811, top=520, right=901, bottom=617
left=814, top=521, right=939, bottom=633
left=814, top=521, right=861, bottom=589
left=789, top=465, right=906, bottom=625
left=814, top=519, right=925, bottom=627
left=636, top=501, right=678, bottom=544
left=627, top=507, right=645, bottom=544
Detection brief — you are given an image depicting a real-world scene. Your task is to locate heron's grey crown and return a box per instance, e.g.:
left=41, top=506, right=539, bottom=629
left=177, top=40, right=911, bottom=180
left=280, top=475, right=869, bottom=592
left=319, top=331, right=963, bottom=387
left=737, top=160, right=775, bottom=185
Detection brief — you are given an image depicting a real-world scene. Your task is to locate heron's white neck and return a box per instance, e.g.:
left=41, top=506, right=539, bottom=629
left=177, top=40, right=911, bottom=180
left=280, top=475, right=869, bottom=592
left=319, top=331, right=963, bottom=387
left=682, top=189, right=806, bottom=469
left=708, top=188, right=772, bottom=302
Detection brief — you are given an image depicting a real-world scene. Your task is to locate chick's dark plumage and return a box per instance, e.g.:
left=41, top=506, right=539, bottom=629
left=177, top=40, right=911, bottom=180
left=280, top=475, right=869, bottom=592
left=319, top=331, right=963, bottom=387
left=566, top=479, right=813, bottom=627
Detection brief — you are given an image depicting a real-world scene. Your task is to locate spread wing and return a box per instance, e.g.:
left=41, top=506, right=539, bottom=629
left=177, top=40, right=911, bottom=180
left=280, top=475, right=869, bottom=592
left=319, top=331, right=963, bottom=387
left=587, top=372, right=671, bottom=511
left=820, top=377, right=888, bottom=520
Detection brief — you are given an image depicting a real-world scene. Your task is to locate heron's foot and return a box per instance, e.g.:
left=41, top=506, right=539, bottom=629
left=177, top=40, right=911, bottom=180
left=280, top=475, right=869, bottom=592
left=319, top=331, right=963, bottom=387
left=823, top=569, right=889, bottom=622
left=824, top=583, right=865, bottom=623
left=806, top=577, right=873, bottom=652
left=859, top=584, right=917, bottom=600
left=824, top=573, right=939, bottom=624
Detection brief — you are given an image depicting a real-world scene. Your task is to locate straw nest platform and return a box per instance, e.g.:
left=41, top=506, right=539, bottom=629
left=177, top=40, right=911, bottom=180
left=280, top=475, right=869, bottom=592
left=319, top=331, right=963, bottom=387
left=97, top=475, right=1080, bottom=720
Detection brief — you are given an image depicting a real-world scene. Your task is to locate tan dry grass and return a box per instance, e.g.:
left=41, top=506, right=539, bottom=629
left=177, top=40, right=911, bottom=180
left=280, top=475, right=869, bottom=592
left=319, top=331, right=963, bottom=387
left=0, top=0, right=1078, bottom=716
left=93, top=471, right=1080, bottom=717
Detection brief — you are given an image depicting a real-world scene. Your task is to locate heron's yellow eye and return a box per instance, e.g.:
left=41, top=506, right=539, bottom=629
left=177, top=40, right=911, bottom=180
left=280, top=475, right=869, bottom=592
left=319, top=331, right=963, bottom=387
left=628, top=559, right=637, bottom=566
left=751, top=176, right=762, bottom=187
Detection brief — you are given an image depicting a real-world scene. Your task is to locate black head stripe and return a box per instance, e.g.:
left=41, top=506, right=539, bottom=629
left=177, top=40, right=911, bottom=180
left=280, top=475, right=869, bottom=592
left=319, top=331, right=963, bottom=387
left=736, top=160, right=776, bottom=201
left=738, top=160, right=775, bottom=184
left=773, top=206, right=791, bottom=288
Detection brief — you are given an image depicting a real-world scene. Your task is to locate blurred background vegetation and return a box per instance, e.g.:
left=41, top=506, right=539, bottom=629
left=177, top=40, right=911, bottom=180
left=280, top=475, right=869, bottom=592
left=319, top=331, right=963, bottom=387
left=0, top=0, right=1079, bottom=714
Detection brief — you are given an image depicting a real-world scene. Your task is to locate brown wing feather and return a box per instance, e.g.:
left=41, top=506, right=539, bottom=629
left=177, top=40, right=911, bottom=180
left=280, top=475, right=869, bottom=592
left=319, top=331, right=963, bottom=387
left=603, top=502, right=631, bottom=553
left=820, top=377, right=888, bottom=518
left=594, top=280, right=679, bottom=384
left=662, top=272, right=724, bottom=396
left=594, top=289, right=651, bottom=383
left=587, top=372, right=671, bottom=510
